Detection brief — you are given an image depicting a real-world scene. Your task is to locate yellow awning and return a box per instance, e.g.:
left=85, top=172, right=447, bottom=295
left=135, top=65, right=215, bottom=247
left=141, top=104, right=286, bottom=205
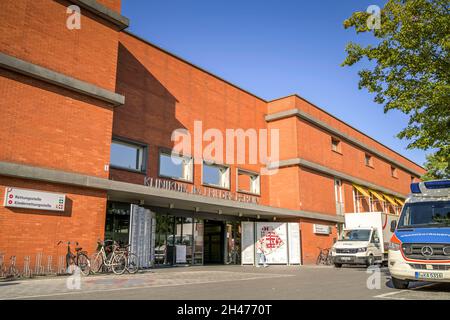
left=368, top=189, right=384, bottom=202
left=384, top=194, right=397, bottom=206
left=353, top=184, right=370, bottom=198
left=395, top=197, right=405, bottom=206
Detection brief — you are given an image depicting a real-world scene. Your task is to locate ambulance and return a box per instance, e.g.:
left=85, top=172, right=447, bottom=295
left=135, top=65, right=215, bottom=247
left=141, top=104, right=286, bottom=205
left=389, top=180, right=450, bottom=289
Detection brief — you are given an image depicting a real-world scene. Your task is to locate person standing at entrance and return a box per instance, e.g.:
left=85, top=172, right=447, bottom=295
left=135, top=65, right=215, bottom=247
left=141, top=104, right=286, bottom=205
left=255, top=239, right=268, bottom=268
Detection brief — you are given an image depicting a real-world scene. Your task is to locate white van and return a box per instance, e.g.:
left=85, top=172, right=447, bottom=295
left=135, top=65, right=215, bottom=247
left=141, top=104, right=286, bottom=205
left=332, top=212, right=398, bottom=267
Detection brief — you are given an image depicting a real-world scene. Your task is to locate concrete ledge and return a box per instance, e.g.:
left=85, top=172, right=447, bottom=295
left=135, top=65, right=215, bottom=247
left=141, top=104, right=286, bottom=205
left=271, top=157, right=407, bottom=198
left=0, top=52, right=125, bottom=106
left=0, top=161, right=344, bottom=224
left=265, top=109, right=423, bottom=177
left=265, top=109, right=299, bottom=122
left=69, top=0, right=129, bottom=30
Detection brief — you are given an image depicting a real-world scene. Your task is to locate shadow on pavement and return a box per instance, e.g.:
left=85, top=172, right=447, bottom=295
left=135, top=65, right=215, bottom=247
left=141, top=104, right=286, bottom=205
left=0, top=282, right=20, bottom=287
left=409, top=282, right=450, bottom=292
left=384, top=279, right=449, bottom=292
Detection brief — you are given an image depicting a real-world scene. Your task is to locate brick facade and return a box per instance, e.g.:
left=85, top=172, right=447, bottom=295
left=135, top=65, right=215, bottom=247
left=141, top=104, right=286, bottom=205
left=0, top=0, right=425, bottom=266
left=0, top=0, right=121, bottom=266
left=0, top=177, right=107, bottom=266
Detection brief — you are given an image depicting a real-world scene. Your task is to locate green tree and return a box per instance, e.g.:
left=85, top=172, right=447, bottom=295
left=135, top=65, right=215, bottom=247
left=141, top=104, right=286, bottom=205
left=422, top=152, right=450, bottom=179
left=342, top=0, right=450, bottom=176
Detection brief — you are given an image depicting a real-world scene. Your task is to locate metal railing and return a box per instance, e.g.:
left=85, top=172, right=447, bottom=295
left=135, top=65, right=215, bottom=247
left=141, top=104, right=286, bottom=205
left=1, top=244, right=140, bottom=279
left=0, top=252, right=75, bottom=279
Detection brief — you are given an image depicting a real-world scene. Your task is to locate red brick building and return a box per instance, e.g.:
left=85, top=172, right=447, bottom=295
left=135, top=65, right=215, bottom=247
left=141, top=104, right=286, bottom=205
left=0, top=0, right=425, bottom=268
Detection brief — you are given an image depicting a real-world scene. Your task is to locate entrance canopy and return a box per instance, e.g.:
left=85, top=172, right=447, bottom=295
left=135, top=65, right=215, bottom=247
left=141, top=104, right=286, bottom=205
left=107, top=181, right=343, bottom=223
left=0, top=161, right=343, bottom=223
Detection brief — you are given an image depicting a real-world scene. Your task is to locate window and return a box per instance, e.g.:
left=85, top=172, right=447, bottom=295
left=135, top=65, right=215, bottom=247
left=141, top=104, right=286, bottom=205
left=391, top=166, right=398, bottom=178
left=175, top=217, right=194, bottom=265
left=371, top=231, right=380, bottom=244
left=411, top=176, right=415, bottom=183
left=334, top=178, right=344, bottom=215
left=237, top=169, right=260, bottom=195
left=110, top=138, right=146, bottom=172
left=331, top=137, right=341, bottom=153
left=340, top=229, right=371, bottom=241
left=365, top=154, right=373, bottom=167
left=202, top=162, right=230, bottom=189
left=159, top=150, right=193, bottom=182
left=353, top=185, right=371, bottom=213
left=105, top=201, right=131, bottom=245
left=398, top=201, right=450, bottom=229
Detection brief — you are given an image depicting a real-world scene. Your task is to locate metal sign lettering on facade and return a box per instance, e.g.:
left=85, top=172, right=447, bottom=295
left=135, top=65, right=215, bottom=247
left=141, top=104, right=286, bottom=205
left=4, top=187, right=66, bottom=212
left=144, top=177, right=259, bottom=204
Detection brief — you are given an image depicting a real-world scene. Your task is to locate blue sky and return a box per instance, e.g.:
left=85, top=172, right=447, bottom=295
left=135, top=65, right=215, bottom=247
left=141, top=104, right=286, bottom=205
left=122, top=0, right=427, bottom=166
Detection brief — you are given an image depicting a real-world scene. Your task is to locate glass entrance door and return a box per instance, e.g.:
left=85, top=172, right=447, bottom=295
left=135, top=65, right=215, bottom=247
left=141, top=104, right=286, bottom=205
left=174, top=217, right=194, bottom=265
left=226, top=222, right=241, bottom=265
left=154, top=214, right=196, bottom=266
left=193, top=219, right=204, bottom=265
left=204, top=221, right=224, bottom=264
left=154, top=214, right=175, bottom=266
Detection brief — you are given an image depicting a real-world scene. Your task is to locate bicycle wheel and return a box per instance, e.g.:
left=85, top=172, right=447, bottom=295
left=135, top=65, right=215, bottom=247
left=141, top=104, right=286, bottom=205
left=316, top=254, right=324, bottom=265
left=7, top=268, right=14, bottom=278
left=8, top=266, right=19, bottom=279
left=323, top=250, right=331, bottom=265
left=91, top=252, right=104, bottom=274
left=111, top=253, right=127, bottom=275
left=126, top=253, right=139, bottom=274
left=76, top=253, right=91, bottom=276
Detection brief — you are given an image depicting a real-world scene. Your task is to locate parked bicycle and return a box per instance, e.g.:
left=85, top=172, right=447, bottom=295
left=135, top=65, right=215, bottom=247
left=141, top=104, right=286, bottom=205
left=57, top=241, right=91, bottom=276
left=316, top=247, right=333, bottom=266
left=118, top=244, right=139, bottom=274
left=226, top=247, right=241, bottom=265
left=91, top=240, right=127, bottom=275
left=5, top=256, right=20, bottom=279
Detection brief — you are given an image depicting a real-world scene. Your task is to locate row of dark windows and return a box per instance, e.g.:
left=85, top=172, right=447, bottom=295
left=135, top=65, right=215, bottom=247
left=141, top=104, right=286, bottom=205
left=330, top=137, right=416, bottom=181
left=110, top=138, right=261, bottom=195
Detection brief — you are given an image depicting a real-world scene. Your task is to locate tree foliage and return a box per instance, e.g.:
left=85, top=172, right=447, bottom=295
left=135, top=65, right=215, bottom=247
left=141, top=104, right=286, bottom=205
left=422, top=152, right=450, bottom=179
left=342, top=0, right=450, bottom=175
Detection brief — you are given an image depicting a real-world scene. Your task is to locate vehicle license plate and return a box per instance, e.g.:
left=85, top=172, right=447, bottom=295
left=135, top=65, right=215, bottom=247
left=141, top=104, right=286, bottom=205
left=415, top=272, right=444, bottom=280
left=341, top=257, right=352, bottom=261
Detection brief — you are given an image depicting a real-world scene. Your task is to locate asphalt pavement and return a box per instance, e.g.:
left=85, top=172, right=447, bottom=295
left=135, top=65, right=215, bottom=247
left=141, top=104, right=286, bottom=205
left=0, top=265, right=449, bottom=300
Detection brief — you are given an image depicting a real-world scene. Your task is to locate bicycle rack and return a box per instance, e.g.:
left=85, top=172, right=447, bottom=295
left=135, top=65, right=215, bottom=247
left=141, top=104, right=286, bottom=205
left=34, top=252, right=45, bottom=276
left=46, top=256, right=53, bottom=274
left=0, top=244, right=139, bottom=279
left=23, top=256, right=32, bottom=278
left=57, top=255, right=66, bottom=275
left=7, top=256, right=18, bottom=278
